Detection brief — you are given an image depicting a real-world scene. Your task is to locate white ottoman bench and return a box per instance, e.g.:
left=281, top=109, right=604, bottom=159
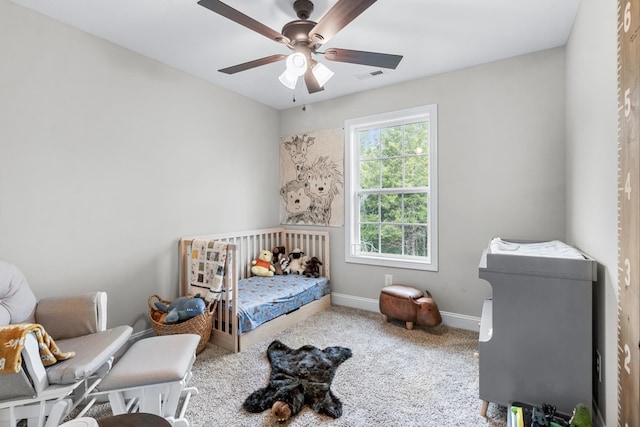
left=96, top=334, right=200, bottom=427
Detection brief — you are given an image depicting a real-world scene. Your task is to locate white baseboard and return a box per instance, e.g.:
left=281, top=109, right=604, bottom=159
left=330, top=292, right=481, bottom=332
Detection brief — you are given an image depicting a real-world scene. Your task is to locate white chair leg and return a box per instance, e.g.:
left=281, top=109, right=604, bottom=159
left=0, top=406, right=17, bottom=427
left=139, top=385, right=163, bottom=415
left=108, top=392, right=127, bottom=415
left=26, top=400, right=46, bottom=427
left=43, top=399, right=71, bottom=427
left=162, top=382, right=184, bottom=418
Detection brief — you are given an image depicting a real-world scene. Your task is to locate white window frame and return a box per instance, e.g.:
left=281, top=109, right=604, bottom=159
left=344, top=104, right=438, bottom=271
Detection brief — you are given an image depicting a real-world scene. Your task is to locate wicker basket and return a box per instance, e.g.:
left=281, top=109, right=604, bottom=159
left=148, top=294, right=216, bottom=354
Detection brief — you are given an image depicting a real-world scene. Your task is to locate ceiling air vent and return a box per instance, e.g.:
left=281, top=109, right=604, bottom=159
left=354, top=69, right=387, bottom=80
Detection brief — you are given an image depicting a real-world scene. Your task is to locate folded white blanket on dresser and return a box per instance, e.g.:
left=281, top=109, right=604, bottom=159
left=490, top=238, right=585, bottom=259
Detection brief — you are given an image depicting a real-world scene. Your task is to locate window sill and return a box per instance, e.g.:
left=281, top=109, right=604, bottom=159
left=345, top=254, right=438, bottom=272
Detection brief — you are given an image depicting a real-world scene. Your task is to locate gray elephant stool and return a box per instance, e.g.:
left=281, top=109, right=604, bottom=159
left=379, top=285, right=442, bottom=330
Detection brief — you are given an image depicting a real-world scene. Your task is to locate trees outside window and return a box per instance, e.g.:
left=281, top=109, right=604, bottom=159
left=345, top=105, right=438, bottom=271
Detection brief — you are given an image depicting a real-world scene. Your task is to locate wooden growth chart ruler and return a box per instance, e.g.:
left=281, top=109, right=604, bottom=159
left=618, top=0, right=640, bottom=426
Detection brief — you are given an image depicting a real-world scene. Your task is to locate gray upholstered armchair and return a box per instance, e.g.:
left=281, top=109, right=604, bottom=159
left=0, top=259, right=132, bottom=427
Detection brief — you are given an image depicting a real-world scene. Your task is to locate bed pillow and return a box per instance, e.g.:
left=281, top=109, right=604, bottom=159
left=0, top=259, right=37, bottom=324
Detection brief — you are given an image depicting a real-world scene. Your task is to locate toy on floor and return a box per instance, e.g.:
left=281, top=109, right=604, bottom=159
left=288, top=249, right=306, bottom=274
left=303, top=256, right=323, bottom=278
left=252, top=249, right=275, bottom=277
left=154, top=294, right=206, bottom=323
left=568, top=403, right=591, bottom=427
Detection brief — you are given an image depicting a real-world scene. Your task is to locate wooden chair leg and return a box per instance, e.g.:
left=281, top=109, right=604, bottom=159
left=405, top=321, right=414, bottom=330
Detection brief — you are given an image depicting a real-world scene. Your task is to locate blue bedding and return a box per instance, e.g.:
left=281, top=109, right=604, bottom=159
left=233, top=275, right=330, bottom=334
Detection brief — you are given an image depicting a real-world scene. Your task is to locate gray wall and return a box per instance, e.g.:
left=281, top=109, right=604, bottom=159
left=566, top=0, right=618, bottom=425
left=0, top=1, right=281, bottom=333
left=280, top=47, right=567, bottom=320
left=1, top=0, right=621, bottom=424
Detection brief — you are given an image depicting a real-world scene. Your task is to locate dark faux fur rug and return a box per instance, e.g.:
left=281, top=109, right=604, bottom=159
left=243, top=340, right=352, bottom=420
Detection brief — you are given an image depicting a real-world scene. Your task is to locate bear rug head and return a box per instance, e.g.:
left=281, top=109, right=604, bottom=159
left=243, top=340, right=352, bottom=421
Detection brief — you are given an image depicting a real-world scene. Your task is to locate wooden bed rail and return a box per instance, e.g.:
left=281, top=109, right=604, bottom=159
left=180, top=227, right=330, bottom=292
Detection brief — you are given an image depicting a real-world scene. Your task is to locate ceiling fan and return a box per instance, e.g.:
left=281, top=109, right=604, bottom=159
left=197, top=0, right=403, bottom=94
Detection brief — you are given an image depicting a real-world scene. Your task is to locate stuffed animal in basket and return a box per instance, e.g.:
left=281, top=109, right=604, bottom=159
left=154, top=295, right=206, bottom=324
left=303, top=256, right=323, bottom=278
left=252, top=249, right=275, bottom=277
left=288, top=249, right=306, bottom=275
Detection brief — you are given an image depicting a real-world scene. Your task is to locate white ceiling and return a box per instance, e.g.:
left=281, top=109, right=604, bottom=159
left=11, top=0, right=581, bottom=110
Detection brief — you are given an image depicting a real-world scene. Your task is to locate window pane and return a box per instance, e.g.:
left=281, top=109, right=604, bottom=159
left=360, top=194, right=380, bottom=222
left=404, top=225, right=429, bottom=257
left=380, top=193, right=401, bottom=223
left=381, top=126, right=402, bottom=157
left=381, top=157, right=402, bottom=188
left=403, top=193, right=428, bottom=223
left=360, top=160, right=380, bottom=189
left=405, top=155, right=429, bottom=187
left=346, top=104, right=437, bottom=271
left=359, top=129, right=380, bottom=160
left=404, top=122, right=429, bottom=156
left=360, top=223, right=379, bottom=253
left=381, top=224, right=402, bottom=254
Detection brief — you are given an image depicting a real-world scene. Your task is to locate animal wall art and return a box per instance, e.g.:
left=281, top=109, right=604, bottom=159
left=280, top=129, right=344, bottom=227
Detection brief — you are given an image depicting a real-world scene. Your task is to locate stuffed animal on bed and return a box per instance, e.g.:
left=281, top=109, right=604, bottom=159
left=303, top=256, right=323, bottom=278
left=279, top=257, right=291, bottom=275
left=272, top=246, right=286, bottom=262
left=154, top=295, right=206, bottom=323
left=288, top=249, right=307, bottom=275
left=271, top=246, right=289, bottom=275
left=251, top=249, right=275, bottom=277
left=273, top=257, right=290, bottom=275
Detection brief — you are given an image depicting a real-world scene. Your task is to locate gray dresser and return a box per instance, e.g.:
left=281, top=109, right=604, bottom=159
left=477, top=239, right=596, bottom=416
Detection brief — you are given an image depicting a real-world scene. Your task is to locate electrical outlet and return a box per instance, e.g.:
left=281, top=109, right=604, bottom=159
left=384, top=274, right=393, bottom=287
left=596, top=348, right=602, bottom=383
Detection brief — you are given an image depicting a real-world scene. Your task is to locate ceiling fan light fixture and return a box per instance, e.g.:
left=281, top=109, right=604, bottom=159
left=279, top=52, right=307, bottom=90
left=312, top=62, right=334, bottom=87
left=285, top=52, right=308, bottom=77
left=278, top=69, right=299, bottom=89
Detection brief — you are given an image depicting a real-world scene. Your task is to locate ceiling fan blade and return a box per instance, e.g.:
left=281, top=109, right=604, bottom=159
left=219, top=54, right=287, bottom=74
left=323, top=48, right=402, bottom=69
left=309, top=0, right=377, bottom=44
left=304, top=67, right=324, bottom=94
left=198, top=0, right=289, bottom=45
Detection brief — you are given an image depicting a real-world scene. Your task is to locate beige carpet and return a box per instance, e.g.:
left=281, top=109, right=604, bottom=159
left=184, top=305, right=507, bottom=427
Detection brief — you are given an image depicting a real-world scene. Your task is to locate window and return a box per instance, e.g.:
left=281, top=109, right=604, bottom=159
left=344, top=104, right=438, bottom=271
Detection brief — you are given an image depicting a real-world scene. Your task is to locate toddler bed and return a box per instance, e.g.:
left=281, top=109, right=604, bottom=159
left=179, top=228, right=330, bottom=352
